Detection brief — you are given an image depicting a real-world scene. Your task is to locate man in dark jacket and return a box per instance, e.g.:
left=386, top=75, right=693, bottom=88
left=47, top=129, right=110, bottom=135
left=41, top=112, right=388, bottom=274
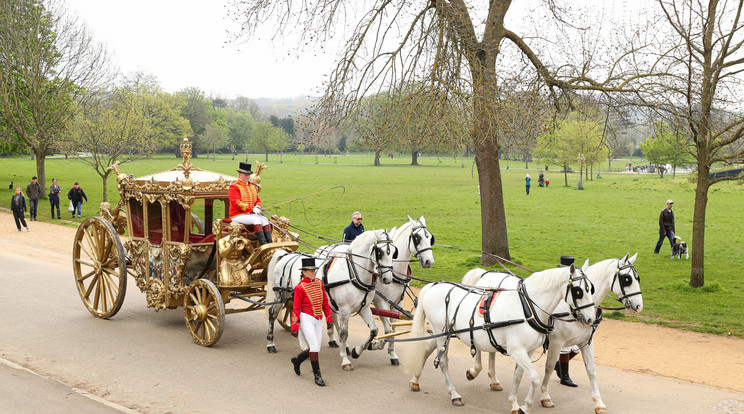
left=654, top=199, right=676, bottom=254
left=342, top=211, right=364, bottom=242
left=26, top=176, right=43, bottom=221
left=67, top=182, right=88, bottom=218
left=11, top=187, right=29, bottom=231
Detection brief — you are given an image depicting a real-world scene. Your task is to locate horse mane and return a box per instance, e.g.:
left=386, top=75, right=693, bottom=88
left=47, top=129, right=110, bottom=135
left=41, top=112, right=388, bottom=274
left=524, top=266, right=569, bottom=292
left=391, top=221, right=412, bottom=245
left=349, top=229, right=378, bottom=252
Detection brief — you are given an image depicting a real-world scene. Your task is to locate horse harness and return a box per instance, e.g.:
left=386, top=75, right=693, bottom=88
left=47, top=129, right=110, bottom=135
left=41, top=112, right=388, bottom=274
left=608, top=262, right=642, bottom=305
left=320, top=235, right=398, bottom=313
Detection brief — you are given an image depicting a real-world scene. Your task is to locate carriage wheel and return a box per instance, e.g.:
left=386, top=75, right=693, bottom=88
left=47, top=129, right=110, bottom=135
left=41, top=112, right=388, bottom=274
left=184, top=279, right=225, bottom=346
left=276, top=300, right=293, bottom=331
left=72, top=217, right=128, bottom=319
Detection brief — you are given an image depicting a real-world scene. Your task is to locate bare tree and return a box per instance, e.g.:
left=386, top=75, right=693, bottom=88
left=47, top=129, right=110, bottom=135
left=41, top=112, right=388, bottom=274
left=230, top=1, right=646, bottom=263
left=0, top=0, right=110, bottom=190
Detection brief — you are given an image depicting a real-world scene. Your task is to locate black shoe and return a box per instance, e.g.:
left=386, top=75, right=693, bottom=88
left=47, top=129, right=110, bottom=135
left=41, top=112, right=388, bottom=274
left=311, top=360, right=325, bottom=386
left=558, top=361, right=578, bottom=387
left=291, top=350, right=309, bottom=376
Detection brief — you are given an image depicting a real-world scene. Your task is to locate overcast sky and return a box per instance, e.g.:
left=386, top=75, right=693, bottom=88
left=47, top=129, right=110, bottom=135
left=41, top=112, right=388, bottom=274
left=65, top=0, right=650, bottom=101
left=66, top=0, right=339, bottom=100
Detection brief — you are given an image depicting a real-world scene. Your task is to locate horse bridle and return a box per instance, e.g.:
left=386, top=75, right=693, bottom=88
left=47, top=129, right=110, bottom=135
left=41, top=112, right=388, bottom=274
left=372, top=231, right=398, bottom=280
left=609, top=261, right=642, bottom=304
left=564, top=267, right=596, bottom=321
left=409, top=223, right=434, bottom=259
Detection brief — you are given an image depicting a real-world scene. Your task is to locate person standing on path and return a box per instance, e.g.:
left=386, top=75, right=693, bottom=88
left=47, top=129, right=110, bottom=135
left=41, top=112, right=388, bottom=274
left=26, top=176, right=42, bottom=221
left=10, top=187, right=30, bottom=232
left=291, top=257, right=333, bottom=387
left=67, top=182, right=87, bottom=218
left=525, top=174, right=531, bottom=195
left=48, top=179, right=61, bottom=219
left=654, top=199, right=676, bottom=255
left=342, top=211, right=364, bottom=242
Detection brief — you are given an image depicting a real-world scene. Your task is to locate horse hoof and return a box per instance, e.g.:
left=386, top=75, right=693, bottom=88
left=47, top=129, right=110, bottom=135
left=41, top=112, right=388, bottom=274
left=267, top=346, right=277, bottom=354
left=351, top=348, right=360, bottom=359
left=342, top=364, right=354, bottom=371
left=595, top=408, right=608, bottom=414
left=518, top=409, right=526, bottom=414
left=390, top=358, right=399, bottom=366
left=328, top=340, right=339, bottom=348
left=465, top=371, right=475, bottom=381
left=490, top=383, right=503, bottom=391
left=409, top=382, right=420, bottom=392
left=541, top=399, right=554, bottom=408
left=451, top=398, right=464, bottom=406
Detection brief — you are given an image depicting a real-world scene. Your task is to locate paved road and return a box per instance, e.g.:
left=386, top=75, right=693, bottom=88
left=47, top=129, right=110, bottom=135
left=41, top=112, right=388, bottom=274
left=1, top=238, right=743, bottom=414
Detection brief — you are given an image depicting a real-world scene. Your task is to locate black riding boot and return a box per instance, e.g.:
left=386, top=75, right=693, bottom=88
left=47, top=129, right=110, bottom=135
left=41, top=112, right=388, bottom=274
left=263, top=231, right=273, bottom=244
left=291, top=350, right=309, bottom=376
left=555, top=361, right=578, bottom=387
left=311, top=360, right=325, bottom=386
left=255, top=231, right=268, bottom=245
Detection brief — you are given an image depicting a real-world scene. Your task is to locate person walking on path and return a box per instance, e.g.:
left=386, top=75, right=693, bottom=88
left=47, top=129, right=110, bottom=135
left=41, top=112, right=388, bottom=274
left=654, top=199, right=676, bottom=255
left=26, top=176, right=43, bottom=221
left=48, top=179, right=61, bottom=219
left=538, top=171, right=545, bottom=187
left=525, top=174, right=531, bottom=195
left=10, top=187, right=30, bottom=232
left=342, top=211, right=364, bottom=242
left=67, top=182, right=87, bottom=218
left=291, top=257, right=333, bottom=387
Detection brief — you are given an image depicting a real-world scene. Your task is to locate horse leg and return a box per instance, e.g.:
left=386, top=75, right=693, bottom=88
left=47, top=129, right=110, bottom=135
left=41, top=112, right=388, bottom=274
left=327, top=312, right=339, bottom=348
left=488, top=351, right=503, bottom=391
left=409, top=338, right=438, bottom=392
left=380, top=315, right=400, bottom=365
left=266, top=302, right=280, bottom=353
left=350, top=306, right=379, bottom=359
left=539, top=345, right=562, bottom=408
left=510, top=351, right=540, bottom=414
left=581, top=345, right=608, bottom=414
left=336, top=313, right=354, bottom=370
left=508, top=362, right=525, bottom=413
left=466, top=351, right=483, bottom=381
left=437, top=342, right=464, bottom=406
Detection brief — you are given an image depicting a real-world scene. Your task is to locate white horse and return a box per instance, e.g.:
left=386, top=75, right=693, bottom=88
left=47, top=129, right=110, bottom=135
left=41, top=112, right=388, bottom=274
left=265, top=230, right=396, bottom=364
left=374, top=216, right=435, bottom=365
left=402, top=263, right=596, bottom=413
left=462, top=254, right=643, bottom=414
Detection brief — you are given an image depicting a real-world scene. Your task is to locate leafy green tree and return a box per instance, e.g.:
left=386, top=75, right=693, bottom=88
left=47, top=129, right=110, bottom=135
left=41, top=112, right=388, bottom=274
left=226, top=109, right=254, bottom=156
left=201, top=123, right=229, bottom=161
left=251, top=122, right=290, bottom=161
left=640, top=121, right=693, bottom=178
left=178, top=87, right=211, bottom=155
left=0, top=0, right=110, bottom=190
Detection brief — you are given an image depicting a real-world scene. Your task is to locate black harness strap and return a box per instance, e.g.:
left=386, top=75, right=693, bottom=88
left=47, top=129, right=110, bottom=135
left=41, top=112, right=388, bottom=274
left=196, top=241, right=217, bottom=280
left=482, top=290, right=508, bottom=355
left=433, top=285, right=458, bottom=369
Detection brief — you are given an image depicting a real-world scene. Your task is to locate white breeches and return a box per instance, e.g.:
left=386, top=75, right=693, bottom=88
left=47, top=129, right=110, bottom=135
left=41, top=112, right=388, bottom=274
left=231, top=213, right=269, bottom=227
left=299, top=312, right=324, bottom=352
left=560, top=345, right=580, bottom=354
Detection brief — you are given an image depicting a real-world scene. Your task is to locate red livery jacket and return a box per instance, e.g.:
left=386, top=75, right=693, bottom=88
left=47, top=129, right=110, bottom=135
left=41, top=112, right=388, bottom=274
left=228, top=179, right=262, bottom=218
left=291, top=276, right=333, bottom=332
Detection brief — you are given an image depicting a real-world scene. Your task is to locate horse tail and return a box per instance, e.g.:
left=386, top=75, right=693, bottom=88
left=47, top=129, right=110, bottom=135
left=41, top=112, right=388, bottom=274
left=461, top=268, right=485, bottom=286
left=401, top=283, right=432, bottom=378
left=265, top=249, right=289, bottom=316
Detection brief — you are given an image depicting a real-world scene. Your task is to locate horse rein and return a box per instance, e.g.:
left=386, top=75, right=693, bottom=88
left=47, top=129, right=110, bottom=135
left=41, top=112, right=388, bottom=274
left=602, top=261, right=642, bottom=310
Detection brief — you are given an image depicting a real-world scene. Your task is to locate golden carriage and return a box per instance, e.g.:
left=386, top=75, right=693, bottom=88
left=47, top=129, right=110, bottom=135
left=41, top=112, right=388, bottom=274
left=72, top=138, right=298, bottom=346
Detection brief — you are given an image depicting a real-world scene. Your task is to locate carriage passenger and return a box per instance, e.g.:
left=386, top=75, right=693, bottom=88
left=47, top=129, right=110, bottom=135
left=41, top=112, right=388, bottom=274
left=291, top=257, right=333, bottom=387
left=229, top=162, right=272, bottom=245
left=342, top=211, right=364, bottom=242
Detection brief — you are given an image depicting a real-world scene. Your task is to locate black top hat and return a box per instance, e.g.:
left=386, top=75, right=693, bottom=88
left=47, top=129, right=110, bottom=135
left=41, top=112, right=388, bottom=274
left=300, top=257, right=316, bottom=271
left=559, top=256, right=575, bottom=267
left=236, top=162, right=253, bottom=175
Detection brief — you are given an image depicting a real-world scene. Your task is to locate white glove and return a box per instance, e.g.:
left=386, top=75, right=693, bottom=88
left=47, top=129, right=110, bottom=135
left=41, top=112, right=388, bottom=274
left=252, top=206, right=262, bottom=214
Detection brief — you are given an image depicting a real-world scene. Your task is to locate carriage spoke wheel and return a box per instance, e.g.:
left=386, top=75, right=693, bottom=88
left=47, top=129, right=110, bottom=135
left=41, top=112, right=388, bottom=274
left=73, top=217, right=127, bottom=319
left=277, top=300, right=293, bottom=331
left=184, top=279, right=225, bottom=346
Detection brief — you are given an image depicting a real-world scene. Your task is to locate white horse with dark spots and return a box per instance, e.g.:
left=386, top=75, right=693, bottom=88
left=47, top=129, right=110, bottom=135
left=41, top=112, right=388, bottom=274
left=374, top=216, right=435, bottom=365
left=401, top=263, right=596, bottom=414
left=462, top=254, right=643, bottom=414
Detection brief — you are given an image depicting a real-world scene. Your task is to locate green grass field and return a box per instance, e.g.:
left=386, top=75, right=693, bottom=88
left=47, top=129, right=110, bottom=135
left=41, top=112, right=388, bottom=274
left=3, top=152, right=743, bottom=337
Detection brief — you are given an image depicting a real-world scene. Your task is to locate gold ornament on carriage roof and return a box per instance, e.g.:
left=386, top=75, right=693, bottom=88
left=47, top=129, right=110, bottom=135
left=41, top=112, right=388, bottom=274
left=249, top=161, right=268, bottom=192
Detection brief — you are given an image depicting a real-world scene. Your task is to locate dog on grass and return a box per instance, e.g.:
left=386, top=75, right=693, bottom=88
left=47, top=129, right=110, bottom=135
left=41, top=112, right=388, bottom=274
left=672, top=238, right=688, bottom=259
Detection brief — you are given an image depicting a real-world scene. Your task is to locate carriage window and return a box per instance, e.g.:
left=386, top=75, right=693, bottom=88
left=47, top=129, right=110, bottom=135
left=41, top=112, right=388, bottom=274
left=129, top=199, right=144, bottom=238
left=169, top=202, right=186, bottom=242
left=148, top=201, right=163, bottom=245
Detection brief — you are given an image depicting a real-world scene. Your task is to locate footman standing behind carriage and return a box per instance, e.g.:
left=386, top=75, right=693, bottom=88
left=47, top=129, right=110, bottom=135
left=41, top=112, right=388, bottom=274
left=229, top=162, right=272, bottom=245
left=291, top=257, right=333, bottom=386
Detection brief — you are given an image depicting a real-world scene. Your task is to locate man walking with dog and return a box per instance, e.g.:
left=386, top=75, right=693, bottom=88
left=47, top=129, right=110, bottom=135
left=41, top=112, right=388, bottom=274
left=654, top=199, right=676, bottom=255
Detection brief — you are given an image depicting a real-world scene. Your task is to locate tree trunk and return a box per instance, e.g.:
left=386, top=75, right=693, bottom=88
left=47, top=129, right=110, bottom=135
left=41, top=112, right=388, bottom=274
left=476, top=139, right=510, bottom=263
left=102, top=174, right=108, bottom=202
left=265, top=151, right=269, bottom=162
left=411, top=150, right=419, bottom=165
left=672, top=165, right=676, bottom=178
left=374, top=150, right=381, bottom=166
left=33, top=147, right=46, bottom=196
left=690, top=165, right=708, bottom=287
left=608, top=158, right=612, bottom=171
left=564, top=162, right=568, bottom=186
